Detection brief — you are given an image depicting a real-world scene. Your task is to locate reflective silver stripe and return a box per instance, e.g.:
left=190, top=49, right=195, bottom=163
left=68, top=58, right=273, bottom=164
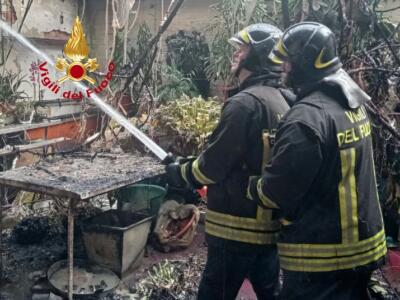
left=278, top=229, right=385, bottom=257
left=206, top=208, right=280, bottom=231
left=206, top=221, right=277, bottom=245
left=257, top=179, right=279, bottom=208
left=339, top=148, right=359, bottom=243
left=280, top=240, right=386, bottom=272
left=180, top=162, right=189, bottom=184
left=192, top=159, right=215, bottom=185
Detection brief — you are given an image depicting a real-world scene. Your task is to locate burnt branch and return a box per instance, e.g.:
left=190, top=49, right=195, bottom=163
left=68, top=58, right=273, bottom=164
left=282, top=0, right=290, bottom=29
left=120, top=0, right=186, bottom=94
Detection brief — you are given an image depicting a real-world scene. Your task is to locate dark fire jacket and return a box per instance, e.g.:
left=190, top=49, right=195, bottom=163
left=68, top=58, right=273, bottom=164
left=179, top=75, right=290, bottom=252
left=247, top=84, right=386, bottom=271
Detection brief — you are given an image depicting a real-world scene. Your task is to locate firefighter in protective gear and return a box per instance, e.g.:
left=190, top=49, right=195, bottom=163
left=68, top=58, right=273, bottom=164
left=247, top=22, right=386, bottom=300
left=165, top=23, right=290, bottom=300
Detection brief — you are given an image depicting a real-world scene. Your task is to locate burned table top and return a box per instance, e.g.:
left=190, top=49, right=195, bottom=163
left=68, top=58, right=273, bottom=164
left=0, top=152, right=165, bottom=200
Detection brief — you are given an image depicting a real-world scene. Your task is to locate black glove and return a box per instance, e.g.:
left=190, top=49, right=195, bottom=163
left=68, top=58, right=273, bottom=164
left=165, top=162, right=187, bottom=189
left=162, top=152, right=196, bottom=165
left=162, top=152, right=176, bottom=165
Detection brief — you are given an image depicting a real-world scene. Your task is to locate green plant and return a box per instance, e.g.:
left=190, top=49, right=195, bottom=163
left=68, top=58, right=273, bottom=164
left=166, top=30, right=210, bottom=97
left=0, top=71, right=28, bottom=105
left=157, top=65, right=200, bottom=103
left=205, top=0, right=268, bottom=84
left=153, top=95, right=221, bottom=155
left=0, top=71, right=29, bottom=125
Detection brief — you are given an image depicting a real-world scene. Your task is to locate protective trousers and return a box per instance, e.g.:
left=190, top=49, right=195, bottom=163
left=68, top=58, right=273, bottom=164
left=279, top=268, right=372, bottom=300
left=197, top=245, right=279, bottom=300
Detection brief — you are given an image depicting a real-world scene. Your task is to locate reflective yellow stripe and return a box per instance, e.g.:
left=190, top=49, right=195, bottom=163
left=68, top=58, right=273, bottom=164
left=275, top=39, right=288, bottom=56
left=314, top=48, right=337, bottom=69
left=246, top=183, right=253, bottom=200
left=261, top=130, right=271, bottom=172
left=180, top=162, right=189, bottom=184
left=206, top=209, right=280, bottom=232
left=257, top=179, right=279, bottom=208
left=268, top=52, right=283, bottom=65
left=278, top=146, right=386, bottom=272
left=257, top=206, right=281, bottom=234
left=339, top=148, right=359, bottom=243
left=257, top=205, right=273, bottom=225
left=192, top=159, right=215, bottom=185
left=280, top=240, right=386, bottom=272
left=206, top=221, right=277, bottom=244
left=280, top=218, right=293, bottom=226
left=239, top=29, right=250, bottom=44
left=278, top=229, right=385, bottom=257
left=349, top=149, right=359, bottom=241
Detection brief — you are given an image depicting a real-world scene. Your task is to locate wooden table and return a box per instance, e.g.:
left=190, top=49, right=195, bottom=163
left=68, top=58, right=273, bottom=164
left=0, top=152, right=164, bottom=299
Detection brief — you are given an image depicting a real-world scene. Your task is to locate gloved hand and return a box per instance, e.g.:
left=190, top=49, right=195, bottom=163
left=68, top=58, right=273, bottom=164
left=163, top=153, right=198, bottom=189
left=162, top=152, right=196, bottom=165
left=165, top=162, right=187, bottom=189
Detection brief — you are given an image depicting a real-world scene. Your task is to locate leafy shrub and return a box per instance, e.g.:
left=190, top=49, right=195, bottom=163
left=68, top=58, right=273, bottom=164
left=157, top=66, right=200, bottom=104
left=166, top=30, right=210, bottom=97
left=153, top=95, right=221, bottom=155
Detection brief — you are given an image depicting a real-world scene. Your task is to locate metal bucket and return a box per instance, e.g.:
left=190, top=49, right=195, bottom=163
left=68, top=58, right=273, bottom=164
left=116, top=184, right=166, bottom=216
left=47, top=259, right=120, bottom=298
left=81, top=210, right=153, bottom=276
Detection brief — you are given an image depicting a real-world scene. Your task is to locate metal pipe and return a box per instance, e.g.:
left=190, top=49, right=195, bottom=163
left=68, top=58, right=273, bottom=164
left=68, top=199, right=76, bottom=300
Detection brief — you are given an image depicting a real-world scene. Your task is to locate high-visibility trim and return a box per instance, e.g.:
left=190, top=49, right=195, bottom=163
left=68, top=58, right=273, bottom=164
left=180, top=162, right=189, bottom=184
left=349, top=148, right=359, bottom=241
left=261, top=130, right=271, bottom=172
left=239, top=29, right=250, bottom=44
left=280, top=218, right=293, bottom=226
left=257, top=179, right=279, bottom=208
left=257, top=205, right=271, bottom=223
left=314, top=48, right=337, bottom=69
left=280, top=240, right=386, bottom=272
left=246, top=183, right=253, bottom=200
left=339, top=148, right=359, bottom=243
left=192, top=159, right=215, bottom=185
left=206, top=209, right=280, bottom=232
left=268, top=52, right=283, bottom=65
left=278, top=229, right=385, bottom=257
left=275, top=40, right=288, bottom=57
left=206, top=221, right=277, bottom=245
left=257, top=206, right=281, bottom=232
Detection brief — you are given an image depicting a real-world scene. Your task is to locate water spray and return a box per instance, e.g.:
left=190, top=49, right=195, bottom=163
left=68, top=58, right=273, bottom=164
left=0, top=20, right=168, bottom=161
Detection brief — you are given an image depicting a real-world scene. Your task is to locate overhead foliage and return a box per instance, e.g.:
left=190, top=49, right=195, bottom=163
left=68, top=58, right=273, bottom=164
left=205, top=0, right=269, bottom=84
left=277, top=0, right=400, bottom=177
left=157, top=65, right=200, bottom=104
left=166, top=30, right=210, bottom=98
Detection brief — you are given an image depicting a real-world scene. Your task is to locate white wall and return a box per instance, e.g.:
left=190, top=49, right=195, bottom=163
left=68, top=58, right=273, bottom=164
left=1, top=0, right=79, bottom=101
left=84, top=0, right=215, bottom=70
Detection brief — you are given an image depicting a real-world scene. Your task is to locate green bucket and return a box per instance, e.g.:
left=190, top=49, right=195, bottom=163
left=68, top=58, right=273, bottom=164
left=116, top=184, right=167, bottom=216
